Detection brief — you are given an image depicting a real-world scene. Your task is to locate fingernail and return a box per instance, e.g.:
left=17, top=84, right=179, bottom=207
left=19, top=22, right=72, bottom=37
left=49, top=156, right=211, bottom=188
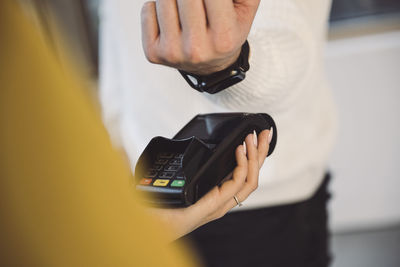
left=253, top=130, right=258, bottom=147
left=268, top=127, right=274, bottom=144
left=243, top=141, right=247, bottom=155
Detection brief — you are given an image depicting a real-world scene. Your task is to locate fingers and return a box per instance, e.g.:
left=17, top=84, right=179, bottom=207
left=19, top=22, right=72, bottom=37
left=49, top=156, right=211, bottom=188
left=186, top=143, right=248, bottom=225
left=175, top=0, right=208, bottom=62
left=203, top=0, right=235, bottom=32
left=245, top=132, right=260, bottom=187
left=217, top=144, right=248, bottom=200
left=222, top=133, right=259, bottom=211
left=176, top=0, right=207, bottom=35
left=207, top=140, right=250, bottom=218
left=257, top=129, right=271, bottom=168
left=156, top=0, right=180, bottom=40
left=141, top=1, right=159, bottom=62
left=222, top=129, right=272, bottom=211
left=189, top=130, right=272, bottom=223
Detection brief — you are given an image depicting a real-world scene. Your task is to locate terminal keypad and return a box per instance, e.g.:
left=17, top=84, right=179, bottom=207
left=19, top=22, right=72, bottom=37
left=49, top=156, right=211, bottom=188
left=139, top=152, right=186, bottom=188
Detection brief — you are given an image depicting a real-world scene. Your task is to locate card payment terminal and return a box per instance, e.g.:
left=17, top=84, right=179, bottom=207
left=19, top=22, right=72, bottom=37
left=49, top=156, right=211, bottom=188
left=134, top=113, right=277, bottom=207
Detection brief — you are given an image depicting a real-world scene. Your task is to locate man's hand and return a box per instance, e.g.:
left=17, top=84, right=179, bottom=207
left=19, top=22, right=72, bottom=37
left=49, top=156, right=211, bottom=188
left=141, top=0, right=260, bottom=75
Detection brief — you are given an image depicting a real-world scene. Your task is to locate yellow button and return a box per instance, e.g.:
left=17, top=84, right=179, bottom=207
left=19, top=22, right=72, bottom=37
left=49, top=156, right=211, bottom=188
left=153, top=179, right=169, bottom=187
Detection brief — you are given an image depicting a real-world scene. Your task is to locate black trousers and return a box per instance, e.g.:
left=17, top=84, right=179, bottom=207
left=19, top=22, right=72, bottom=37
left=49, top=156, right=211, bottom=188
left=183, top=174, right=332, bottom=267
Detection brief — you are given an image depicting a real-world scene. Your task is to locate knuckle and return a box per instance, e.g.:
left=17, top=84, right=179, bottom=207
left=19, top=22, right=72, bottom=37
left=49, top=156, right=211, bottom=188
left=182, top=33, right=209, bottom=64
left=248, top=159, right=259, bottom=171
left=248, top=158, right=258, bottom=168
left=218, top=209, right=229, bottom=219
left=233, top=170, right=245, bottom=182
left=238, top=178, right=246, bottom=188
left=252, top=181, right=259, bottom=191
left=160, top=44, right=180, bottom=64
left=234, top=169, right=247, bottom=183
left=184, top=44, right=206, bottom=64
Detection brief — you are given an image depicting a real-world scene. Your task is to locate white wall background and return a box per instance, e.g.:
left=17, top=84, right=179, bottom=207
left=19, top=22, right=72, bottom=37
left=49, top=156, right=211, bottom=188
left=326, top=30, right=400, bottom=232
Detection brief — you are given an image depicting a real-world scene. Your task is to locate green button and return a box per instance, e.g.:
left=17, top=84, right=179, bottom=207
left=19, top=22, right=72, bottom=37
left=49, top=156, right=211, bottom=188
left=171, top=180, right=185, bottom=187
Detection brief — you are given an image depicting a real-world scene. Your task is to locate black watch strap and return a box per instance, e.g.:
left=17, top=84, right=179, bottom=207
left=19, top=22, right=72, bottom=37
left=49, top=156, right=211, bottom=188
left=179, top=41, right=250, bottom=94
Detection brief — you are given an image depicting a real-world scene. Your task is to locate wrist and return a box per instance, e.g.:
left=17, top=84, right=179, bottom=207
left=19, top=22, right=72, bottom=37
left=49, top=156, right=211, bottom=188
left=193, top=48, right=242, bottom=76
left=179, top=40, right=250, bottom=94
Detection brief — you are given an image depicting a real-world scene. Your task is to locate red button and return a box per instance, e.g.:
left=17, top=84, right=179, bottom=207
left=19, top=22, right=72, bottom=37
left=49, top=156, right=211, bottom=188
left=139, top=178, right=153, bottom=185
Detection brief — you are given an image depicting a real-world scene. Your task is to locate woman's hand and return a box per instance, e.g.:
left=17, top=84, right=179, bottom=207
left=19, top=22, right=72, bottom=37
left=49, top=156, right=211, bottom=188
left=141, top=0, right=261, bottom=75
left=148, top=129, right=273, bottom=241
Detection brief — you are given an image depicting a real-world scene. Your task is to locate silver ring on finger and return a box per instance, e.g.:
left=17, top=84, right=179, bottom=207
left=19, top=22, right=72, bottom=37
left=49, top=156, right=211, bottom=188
left=233, top=195, right=243, bottom=207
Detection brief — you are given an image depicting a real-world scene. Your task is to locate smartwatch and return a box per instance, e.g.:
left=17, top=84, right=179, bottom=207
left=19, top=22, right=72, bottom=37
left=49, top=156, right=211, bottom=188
left=179, top=40, right=250, bottom=94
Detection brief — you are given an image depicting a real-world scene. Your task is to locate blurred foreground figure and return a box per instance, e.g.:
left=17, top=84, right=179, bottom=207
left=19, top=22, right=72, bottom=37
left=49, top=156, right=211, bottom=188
left=0, top=1, right=195, bottom=266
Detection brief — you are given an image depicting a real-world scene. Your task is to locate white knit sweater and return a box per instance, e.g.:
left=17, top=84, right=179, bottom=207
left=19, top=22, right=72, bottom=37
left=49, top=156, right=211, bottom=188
left=100, top=0, right=337, bottom=209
